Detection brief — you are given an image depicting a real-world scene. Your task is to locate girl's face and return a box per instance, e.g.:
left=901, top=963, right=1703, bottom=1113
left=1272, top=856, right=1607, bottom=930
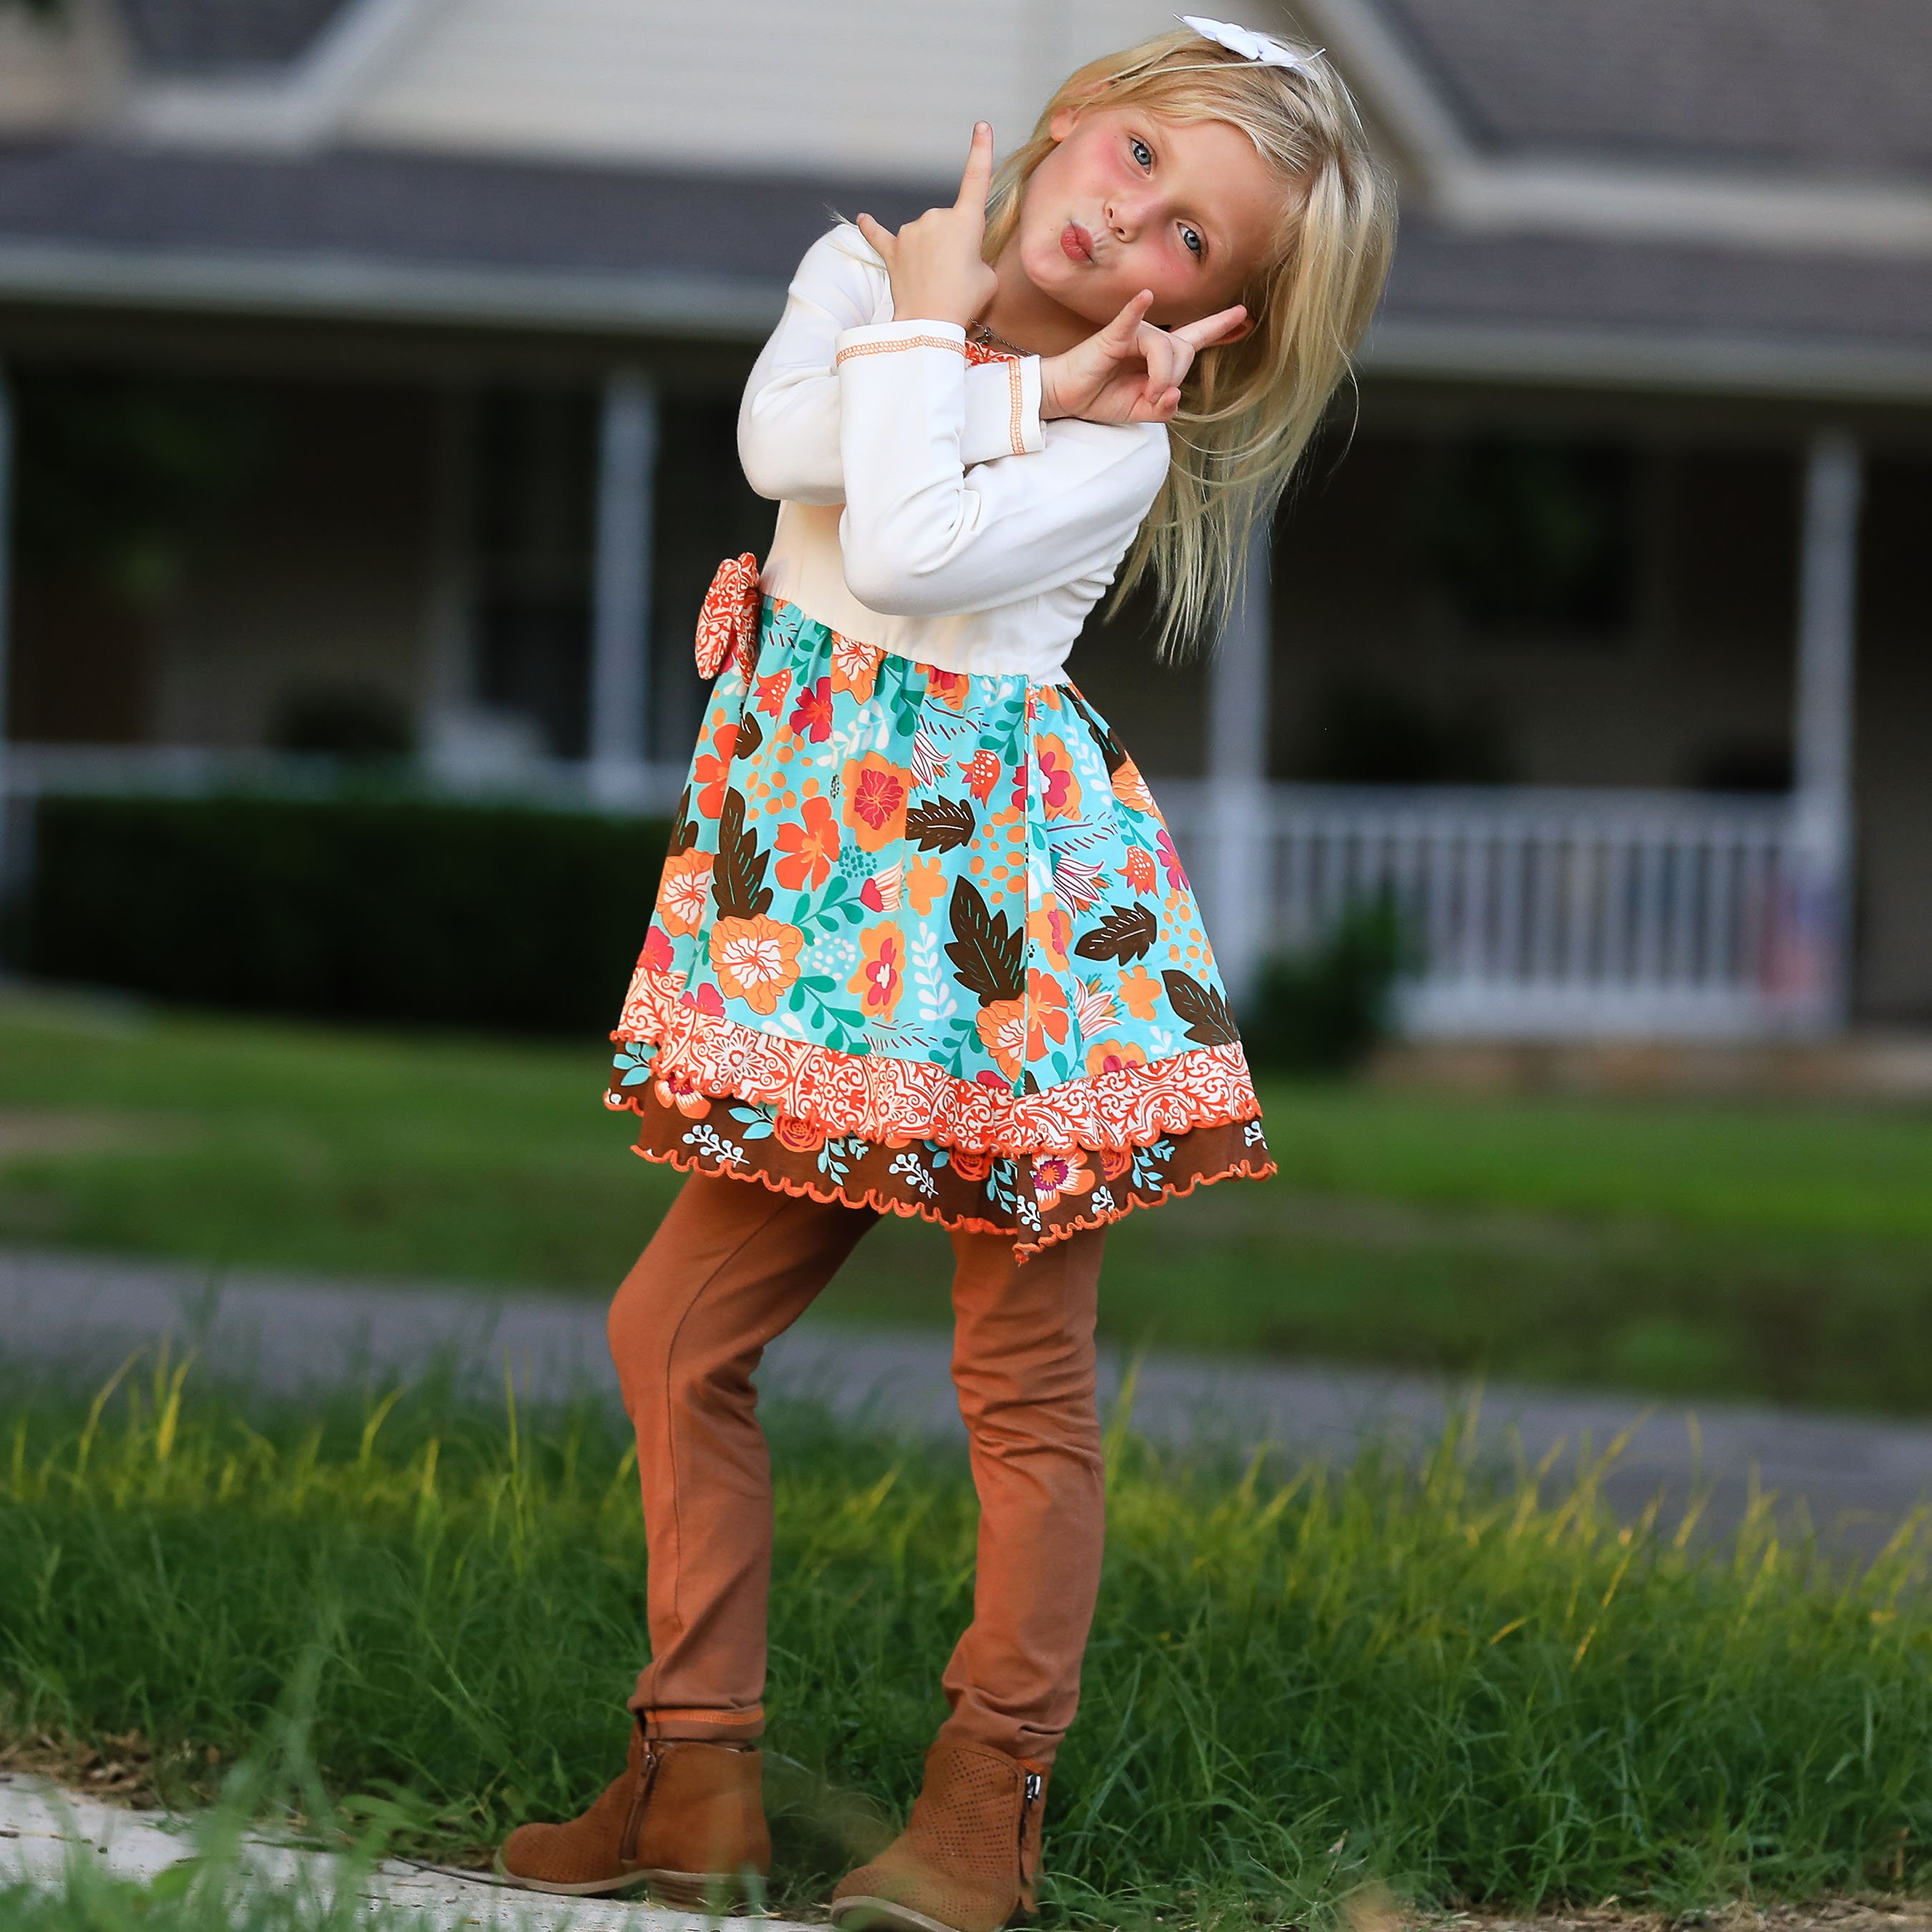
left=1014, top=102, right=1283, bottom=332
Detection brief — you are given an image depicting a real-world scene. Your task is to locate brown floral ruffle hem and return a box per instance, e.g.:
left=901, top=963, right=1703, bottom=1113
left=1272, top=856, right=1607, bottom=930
left=609, top=1074, right=1274, bottom=1259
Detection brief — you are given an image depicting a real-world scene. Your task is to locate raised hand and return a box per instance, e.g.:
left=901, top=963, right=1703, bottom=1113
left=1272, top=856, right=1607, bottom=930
left=854, top=122, right=1000, bottom=329
left=1040, top=293, right=1250, bottom=426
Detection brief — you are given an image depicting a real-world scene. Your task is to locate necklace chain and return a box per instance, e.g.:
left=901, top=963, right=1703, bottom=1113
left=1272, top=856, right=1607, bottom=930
left=970, top=319, right=1030, bottom=357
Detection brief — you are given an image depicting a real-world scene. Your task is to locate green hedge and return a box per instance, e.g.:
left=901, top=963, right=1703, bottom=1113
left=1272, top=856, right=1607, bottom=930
left=19, top=794, right=673, bottom=1034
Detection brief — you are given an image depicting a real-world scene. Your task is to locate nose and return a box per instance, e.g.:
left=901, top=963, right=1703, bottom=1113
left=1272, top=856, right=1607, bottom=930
left=1103, top=187, right=1151, bottom=240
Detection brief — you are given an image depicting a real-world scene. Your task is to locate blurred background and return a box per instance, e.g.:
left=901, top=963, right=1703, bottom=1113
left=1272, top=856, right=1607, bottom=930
left=1, top=0, right=1929, bottom=1420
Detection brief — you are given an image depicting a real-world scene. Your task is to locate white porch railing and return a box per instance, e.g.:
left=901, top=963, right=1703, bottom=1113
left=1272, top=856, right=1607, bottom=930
left=1, top=749, right=1837, bottom=1042
left=1163, top=782, right=1833, bottom=1040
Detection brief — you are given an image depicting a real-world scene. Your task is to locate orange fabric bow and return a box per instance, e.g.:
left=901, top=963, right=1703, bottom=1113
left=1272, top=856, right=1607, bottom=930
left=695, top=553, right=763, bottom=682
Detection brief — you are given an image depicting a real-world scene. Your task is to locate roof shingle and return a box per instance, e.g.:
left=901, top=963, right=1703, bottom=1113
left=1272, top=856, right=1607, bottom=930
left=1377, top=0, right=1932, bottom=178
left=1, top=140, right=1928, bottom=387
left=117, top=0, right=358, bottom=74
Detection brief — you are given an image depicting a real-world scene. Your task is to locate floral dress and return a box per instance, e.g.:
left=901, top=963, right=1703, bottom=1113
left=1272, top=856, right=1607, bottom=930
left=607, top=559, right=1274, bottom=1257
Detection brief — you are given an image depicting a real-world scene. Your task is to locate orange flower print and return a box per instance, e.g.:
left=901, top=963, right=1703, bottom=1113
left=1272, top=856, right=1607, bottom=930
left=830, top=631, right=884, bottom=704
left=1111, top=757, right=1157, bottom=814
left=776, top=1113, right=824, bottom=1153
left=926, top=668, right=970, bottom=711
left=653, top=1066, right=712, bottom=1118
left=975, top=975, right=1069, bottom=1080
left=789, top=676, right=834, bottom=743
left=1120, top=846, right=1157, bottom=894
left=1034, top=735, right=1083, bottom=820
left=774, top=794, right=840, bottom=889
left=755, top=668, right=791, bottom=717
left=1101, top=1144, right=1133, bottom=1181
left=950, top=1146, right=992, bottom=1183
left=843, top=753, right=909, bottom=852
left=708, top=915, right=803, bottom=1015
left=655, top=848, right=714, bottom=937
left=848, top=921, right=907, bottom=1021
left=1118, top=966, right=1161, bottom=1020
left=860, top=861, right=902, bottom=912
left=691, top=722, right=738, bottom=819
left=1086, top=1039, right=1149, bottom=1077
left=1029, top=896, right=1072, bottom=968
left=976, top=999, right=1028, bottom=1083
left=905, top=854, right=947, bottom=915
left=1030, top=1152, right=1095, bottom=1211
left=1025, top=970, right=1070, bottom=1055
left=962, top=749, right=1000, bottom=803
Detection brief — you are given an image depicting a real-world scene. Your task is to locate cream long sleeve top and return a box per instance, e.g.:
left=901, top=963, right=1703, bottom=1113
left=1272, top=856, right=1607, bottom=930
left=738, top=223, right=1172, bottom=685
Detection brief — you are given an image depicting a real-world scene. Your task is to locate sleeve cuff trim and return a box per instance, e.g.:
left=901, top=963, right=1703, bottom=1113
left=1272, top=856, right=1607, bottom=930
left=834, top=323, right=970, bottom=366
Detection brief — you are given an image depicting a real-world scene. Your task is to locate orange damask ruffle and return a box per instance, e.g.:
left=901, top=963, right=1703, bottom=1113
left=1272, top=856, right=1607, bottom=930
left=693, top=553, right=763, bottom=681
left=611, top=962, right=1265, bottom=1158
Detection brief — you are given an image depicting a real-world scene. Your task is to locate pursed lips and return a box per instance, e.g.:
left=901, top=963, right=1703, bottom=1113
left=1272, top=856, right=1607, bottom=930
left=1059, top=220, right=1096, bottom=264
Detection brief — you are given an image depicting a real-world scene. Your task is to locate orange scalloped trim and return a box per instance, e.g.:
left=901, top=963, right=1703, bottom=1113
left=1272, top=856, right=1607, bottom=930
left=625, top=1131, right=1277, bottom=1261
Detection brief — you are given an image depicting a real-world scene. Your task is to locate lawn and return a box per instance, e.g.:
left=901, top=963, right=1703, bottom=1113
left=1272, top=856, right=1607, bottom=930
left=4, top=990, right=1932, bottom=1411
left=2, top=1370, right=1928, bottom=1924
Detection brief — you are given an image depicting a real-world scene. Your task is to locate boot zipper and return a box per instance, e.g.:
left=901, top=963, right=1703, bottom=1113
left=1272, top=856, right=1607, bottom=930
left=620, top=1741, right=660, bottom=1864
left=1018, top=1770, right=1043, bottom=1877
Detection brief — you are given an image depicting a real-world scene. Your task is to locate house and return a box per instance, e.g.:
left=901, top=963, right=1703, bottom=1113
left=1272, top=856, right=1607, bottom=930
left=0, top=0, right=1926, bottom=1035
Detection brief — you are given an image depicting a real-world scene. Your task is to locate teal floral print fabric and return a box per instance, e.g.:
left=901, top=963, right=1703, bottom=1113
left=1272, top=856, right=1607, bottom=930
left=608, top=595, right=1272, bottom=1254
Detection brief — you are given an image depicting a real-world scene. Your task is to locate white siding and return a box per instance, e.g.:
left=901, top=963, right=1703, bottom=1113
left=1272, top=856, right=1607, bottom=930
left=0, top=1, right=119, bottom=134
left=346, top=0, right=1188, bottom=178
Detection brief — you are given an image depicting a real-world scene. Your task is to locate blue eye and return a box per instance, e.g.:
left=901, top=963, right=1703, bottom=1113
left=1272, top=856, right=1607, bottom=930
left=1130, top=137, right=1152, bottom=169
left=1181, top=225, right=1203, bottom=257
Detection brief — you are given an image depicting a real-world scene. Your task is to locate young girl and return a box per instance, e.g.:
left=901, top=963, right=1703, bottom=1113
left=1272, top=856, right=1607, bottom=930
left=499, top=20, right=1392, bottom=1928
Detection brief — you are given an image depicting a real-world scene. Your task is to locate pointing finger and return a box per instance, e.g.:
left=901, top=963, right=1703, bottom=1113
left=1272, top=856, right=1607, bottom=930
left=1174, top=303, right=1248, bottom=350
left=1106, top=290, right=1154, bottom=349
left=955, top=122, right=995, bottom=218
left=854, top=212, right=898, bottom=262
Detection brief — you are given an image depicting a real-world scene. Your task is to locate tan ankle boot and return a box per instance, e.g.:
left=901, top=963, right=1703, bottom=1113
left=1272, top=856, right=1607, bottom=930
left=830, top=1740, right=1047, bottom=1932
left=497, top=1723, right=771, bottom=1903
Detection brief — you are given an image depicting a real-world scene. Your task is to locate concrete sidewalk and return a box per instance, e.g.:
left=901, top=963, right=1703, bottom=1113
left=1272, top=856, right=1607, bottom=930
left=0, top=1770, right=806, bottom=1927
left=3, top=1245, right=1928, bottom=1553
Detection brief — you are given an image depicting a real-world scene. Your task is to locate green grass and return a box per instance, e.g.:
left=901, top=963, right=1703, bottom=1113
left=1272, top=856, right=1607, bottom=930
left=3, top=1367, right=1930, bottom=1924
left=0, top=1877, right=408, bottom=1932
left=5, top=990, right=1932, bottom=1410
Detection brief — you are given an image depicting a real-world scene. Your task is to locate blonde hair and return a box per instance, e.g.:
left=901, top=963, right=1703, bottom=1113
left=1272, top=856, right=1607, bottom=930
left=982, top=28, right=1395, bottom=658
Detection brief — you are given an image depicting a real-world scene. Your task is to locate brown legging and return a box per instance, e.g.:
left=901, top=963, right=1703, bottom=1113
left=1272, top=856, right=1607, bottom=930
left=606, top=1173, right=1106, bottom=1767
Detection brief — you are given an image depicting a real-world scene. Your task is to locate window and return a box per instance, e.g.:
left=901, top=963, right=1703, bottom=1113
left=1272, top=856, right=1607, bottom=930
left=471, top=389, right=597, bottom=758
left=1422, top=436, right=1638, bottom=645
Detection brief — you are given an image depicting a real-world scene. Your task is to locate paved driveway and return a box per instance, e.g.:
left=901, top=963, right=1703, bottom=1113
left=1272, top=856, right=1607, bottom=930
left=4, top=1246, right=1926, bottom=1554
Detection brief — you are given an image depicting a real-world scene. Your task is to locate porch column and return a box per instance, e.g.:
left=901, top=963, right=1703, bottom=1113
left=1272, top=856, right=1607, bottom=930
left=1202, top=514, right=1273, bottom=1008
left=588, top=368, right=660, bottom=808
left=0, top=362, right=15, bottom=912
left=1787, top=429, right=1863, bottom=1033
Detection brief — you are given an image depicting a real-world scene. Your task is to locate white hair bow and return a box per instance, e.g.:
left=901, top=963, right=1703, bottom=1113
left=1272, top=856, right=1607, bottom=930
left=1179, top=14, right=1324, bottom=72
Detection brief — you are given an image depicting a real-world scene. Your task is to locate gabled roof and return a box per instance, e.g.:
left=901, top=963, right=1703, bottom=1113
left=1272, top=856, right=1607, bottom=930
left=0, top=140, right=931, bottom=338
left=0, top=137, right=1927, bottom=406
left=0, top=0, right=1928, bottom=406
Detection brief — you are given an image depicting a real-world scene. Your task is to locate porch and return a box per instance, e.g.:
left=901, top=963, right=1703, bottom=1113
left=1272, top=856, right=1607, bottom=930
left=1173, top=428, right=1874, bottom=1040
left=0, top=353, right=1913, bottom=1043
